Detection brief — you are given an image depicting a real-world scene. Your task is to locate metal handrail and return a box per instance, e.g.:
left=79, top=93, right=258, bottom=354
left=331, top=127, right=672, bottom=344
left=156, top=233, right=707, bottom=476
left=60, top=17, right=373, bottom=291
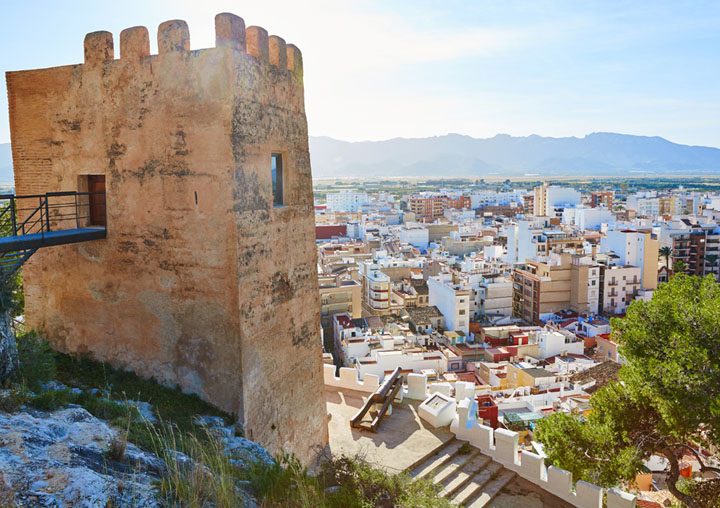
left=0, top=191, right=106, bottom=238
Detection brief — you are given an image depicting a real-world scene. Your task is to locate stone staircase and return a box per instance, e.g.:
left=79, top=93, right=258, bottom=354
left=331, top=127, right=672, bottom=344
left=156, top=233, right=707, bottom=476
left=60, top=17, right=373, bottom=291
left=408, top=438, right=516, bottom=507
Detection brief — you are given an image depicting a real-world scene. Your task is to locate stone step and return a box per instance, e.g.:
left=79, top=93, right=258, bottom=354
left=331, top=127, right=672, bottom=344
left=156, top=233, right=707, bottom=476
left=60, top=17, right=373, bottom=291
left=465, top=468, right=517, bottom=508
left=449, top=461, right=504, bottom=506
left=431, top=448, right=482, bottom=484
left=439, top=454, right=492, bottom=498
left=410, top=439, right=465, bottom=480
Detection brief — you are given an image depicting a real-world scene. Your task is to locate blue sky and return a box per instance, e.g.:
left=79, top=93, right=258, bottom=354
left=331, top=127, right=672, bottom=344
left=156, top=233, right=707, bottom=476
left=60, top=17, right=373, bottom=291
left=1, top=0, right=719, bottom=146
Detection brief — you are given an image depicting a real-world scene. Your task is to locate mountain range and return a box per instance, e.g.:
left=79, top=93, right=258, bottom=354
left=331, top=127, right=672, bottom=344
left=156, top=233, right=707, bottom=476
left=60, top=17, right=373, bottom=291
left=309, top=132, right=720, bottom=178
left=2, top=132, right=720, bottom=183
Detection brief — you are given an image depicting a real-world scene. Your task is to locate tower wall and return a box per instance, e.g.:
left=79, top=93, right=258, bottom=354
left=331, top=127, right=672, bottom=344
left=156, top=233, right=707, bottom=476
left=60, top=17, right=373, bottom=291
left=6, top=12, right=327, bottom=463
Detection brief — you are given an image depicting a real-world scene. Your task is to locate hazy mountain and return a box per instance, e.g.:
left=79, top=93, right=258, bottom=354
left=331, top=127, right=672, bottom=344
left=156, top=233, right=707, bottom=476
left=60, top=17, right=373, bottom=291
left=0, top=143, right=12, bottom=184
left=4, top=133, right=720, bottom=182
left=309, top=133, right=720, bottom=178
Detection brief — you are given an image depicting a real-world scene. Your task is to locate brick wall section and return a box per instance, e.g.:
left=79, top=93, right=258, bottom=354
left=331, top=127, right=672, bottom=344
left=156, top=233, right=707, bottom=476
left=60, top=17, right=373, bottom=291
left=6, top=13, right=328, bottom=463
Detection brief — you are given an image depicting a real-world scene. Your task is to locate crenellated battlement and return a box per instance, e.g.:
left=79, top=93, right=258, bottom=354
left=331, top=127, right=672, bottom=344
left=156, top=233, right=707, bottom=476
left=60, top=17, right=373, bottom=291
left=81, top=13, right=303, bottom=83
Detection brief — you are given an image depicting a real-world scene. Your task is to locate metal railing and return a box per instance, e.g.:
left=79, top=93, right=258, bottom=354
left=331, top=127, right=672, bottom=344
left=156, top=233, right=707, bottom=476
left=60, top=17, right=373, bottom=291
left=0, top=191, right=106, bottom=239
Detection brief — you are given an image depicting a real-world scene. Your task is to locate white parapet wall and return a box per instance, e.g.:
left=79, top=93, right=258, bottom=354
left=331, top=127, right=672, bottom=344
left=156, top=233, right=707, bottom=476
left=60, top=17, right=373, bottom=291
left=450, top=396, right=636, bottom=508
left=322, top=368, right=636, bottom=508
left=323, top=364, right=380, bottom=393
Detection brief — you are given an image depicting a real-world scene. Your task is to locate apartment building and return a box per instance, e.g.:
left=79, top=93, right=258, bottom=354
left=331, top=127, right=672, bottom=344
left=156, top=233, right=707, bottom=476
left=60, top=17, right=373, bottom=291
left=408, top=194, right=447, bottom=221
left=503, top=221, right=584, bottom=264
left=512, top=253, right=598, bottom=324
left=446, top=194, right=472, bottom=210
left=360, top=264, right=392, bottom=315
left=570, top=255, right=600, bottom=315
left=428, top=274, right=471, bottom=334
left=590, top=191, right=614, bottom=209
left=561, top=206, right=615, bottom=230
left=319, top=275, right=362, bottom=324
left=598, top=265, right=641, bottom=315
left=398, top=225, right=430, bottom=249
left=469, top=190, right=526, bottom=209
left=512, top=254, right=572, bottom=324
left=600, top=229, right=659, bottom=290
left=659, top=220, right=720, bottom=277
left=326, top=190, right=369, bottom=212
left=533, top=184, right=581, bottom=217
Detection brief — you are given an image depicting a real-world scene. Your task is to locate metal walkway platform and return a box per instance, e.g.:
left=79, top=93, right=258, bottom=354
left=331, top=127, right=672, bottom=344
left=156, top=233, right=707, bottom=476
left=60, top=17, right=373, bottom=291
left=0, top=190, right=107, bottom=277
left=0, top=227, right=106, bottom=253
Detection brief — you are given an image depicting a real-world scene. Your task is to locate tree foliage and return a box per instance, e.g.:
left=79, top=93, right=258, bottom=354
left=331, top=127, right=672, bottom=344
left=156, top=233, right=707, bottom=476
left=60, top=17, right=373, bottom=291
left=659, top=245, right=672, bottom=269
left=535, top=275, right=720, bottom=507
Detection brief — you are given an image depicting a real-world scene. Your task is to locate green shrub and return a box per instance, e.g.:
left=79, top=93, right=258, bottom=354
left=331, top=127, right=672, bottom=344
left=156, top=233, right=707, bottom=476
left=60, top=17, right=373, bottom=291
left=0, top=385, right=31, bottom=412
left=245, top=452, right=451, bottom=508
left=74, top=391, right=133, bottom=421
left=319, top=455, right=450, bottom=508
left=15, top=331, right=56, bottom=392
left=458, top=442, right=473, bottom=455
left=54, top=353, right=230, bottom=438
left=245, top=451, right=322, bottom=507
left=30, top=389, right=72, bottom=411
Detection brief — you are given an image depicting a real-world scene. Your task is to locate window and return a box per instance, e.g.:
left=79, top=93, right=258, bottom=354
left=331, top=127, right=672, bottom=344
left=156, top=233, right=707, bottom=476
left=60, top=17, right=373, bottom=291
left=271, top=153, right=283, bottom=206
left=87, top=175, right=106, bottom=226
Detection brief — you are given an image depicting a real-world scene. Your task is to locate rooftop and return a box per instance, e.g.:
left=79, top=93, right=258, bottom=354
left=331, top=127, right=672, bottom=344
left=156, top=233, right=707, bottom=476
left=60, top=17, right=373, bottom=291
left=522, top=367, right=555, bottom=378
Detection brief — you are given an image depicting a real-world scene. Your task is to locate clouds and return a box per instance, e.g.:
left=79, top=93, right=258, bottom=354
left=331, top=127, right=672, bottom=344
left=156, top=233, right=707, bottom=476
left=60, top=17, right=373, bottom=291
left=0, top=0, right=718, bottom=147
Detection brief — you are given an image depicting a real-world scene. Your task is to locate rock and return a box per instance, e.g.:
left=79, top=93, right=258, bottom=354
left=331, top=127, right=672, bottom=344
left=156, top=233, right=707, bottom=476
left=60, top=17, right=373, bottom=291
left=224, top=434, right=274, bottom=469
left=0, top=394, right=269, bottom=507
left=70, top=388, right=83, bottom=396
left=193, top=415, right=227, bottom=428
left=0, top=407, right=162, bottom=507
left=42, top=381, right=68, bottom=392
left=127, top=400, right=157, bottom=424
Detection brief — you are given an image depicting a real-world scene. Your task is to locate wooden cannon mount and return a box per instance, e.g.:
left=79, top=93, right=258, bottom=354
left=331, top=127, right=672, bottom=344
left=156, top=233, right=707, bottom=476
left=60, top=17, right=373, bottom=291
left=350, top=367, right=404, bottom=433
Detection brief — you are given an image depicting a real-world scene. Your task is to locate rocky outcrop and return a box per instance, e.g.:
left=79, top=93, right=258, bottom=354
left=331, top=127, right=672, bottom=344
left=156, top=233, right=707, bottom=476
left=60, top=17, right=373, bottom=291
left=0, top=402, right=271, bottom=507
left=0, top=407, right=161, bottom=507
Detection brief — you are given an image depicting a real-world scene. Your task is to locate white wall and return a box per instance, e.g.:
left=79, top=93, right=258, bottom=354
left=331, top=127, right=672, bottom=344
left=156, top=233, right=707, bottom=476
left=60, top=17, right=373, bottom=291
left=428, top=277, right=470, bottom=334
left=398, top=227, right=429, bottom=249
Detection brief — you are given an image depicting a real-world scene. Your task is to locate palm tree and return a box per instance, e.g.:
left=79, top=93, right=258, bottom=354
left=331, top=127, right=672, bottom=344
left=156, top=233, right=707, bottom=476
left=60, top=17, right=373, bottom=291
left=673, top=259, right=688, bottom=276
left=659, top=246, right=672, bottom=270
left=705, top=254, right=719, bottom=282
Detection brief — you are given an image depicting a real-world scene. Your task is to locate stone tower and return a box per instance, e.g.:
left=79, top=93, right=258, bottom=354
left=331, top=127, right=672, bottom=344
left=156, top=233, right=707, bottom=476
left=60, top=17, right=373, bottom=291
left=6, top=13, right=327, bottom=462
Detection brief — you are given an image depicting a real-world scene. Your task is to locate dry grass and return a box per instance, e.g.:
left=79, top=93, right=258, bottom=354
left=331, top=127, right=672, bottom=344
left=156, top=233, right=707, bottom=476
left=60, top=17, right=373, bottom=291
left=144, top=419, right=244, bottom=508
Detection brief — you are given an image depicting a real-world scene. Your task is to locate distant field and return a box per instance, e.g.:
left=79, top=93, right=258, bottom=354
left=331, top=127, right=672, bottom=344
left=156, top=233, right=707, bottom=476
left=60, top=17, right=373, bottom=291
left=312, top=175, right=720, bottom=203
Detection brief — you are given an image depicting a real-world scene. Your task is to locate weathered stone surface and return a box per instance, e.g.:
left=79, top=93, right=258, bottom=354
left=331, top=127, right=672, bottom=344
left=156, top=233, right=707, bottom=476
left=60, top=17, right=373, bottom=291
left=6, top=13, right=327, bottom=464
left=0, top=403, right=270, bottom=507
left=0, top=407, right=161, bottom=507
